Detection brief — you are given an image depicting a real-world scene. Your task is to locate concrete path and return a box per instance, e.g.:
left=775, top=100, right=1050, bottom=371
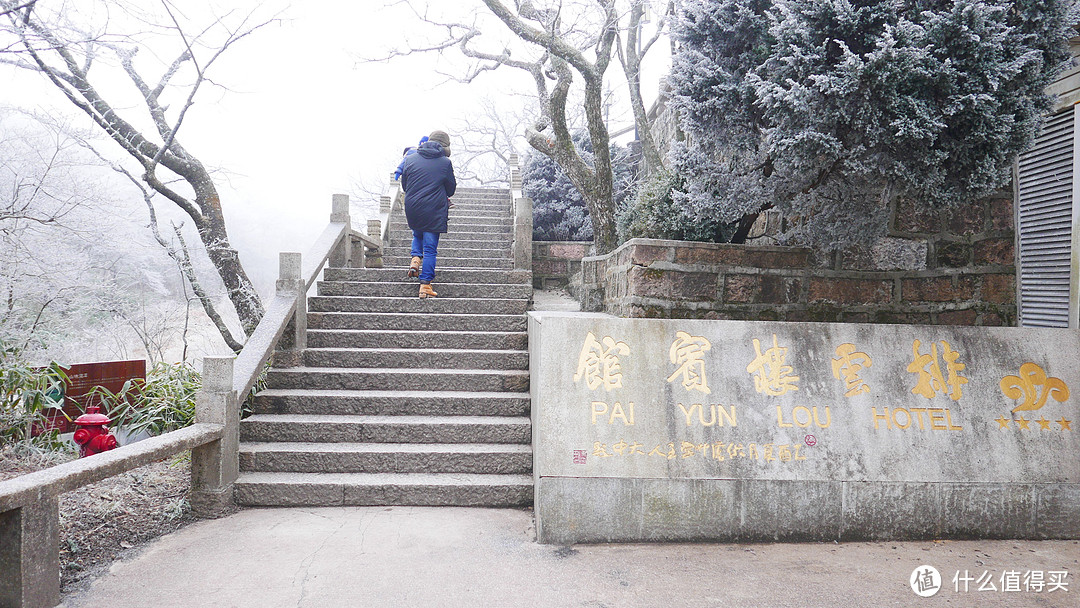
left=61, top=507, right=1078, bottom=607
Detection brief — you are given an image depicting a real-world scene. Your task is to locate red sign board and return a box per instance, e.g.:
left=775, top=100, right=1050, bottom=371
left=43, top=360, right=146, bottom=433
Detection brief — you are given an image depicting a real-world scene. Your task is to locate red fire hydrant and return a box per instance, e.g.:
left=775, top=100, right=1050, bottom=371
left=72, top=405, right=118, bottom=457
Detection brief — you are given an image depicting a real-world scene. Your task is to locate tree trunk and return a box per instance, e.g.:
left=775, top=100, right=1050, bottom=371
left=190, top=175, right=263, bottom=335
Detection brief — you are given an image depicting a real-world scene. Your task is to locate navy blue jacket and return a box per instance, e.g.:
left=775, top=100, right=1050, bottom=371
left=401, top=141, right=456, bottom=233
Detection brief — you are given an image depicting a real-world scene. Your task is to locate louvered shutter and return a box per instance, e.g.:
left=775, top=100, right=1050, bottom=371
left=1016, top=106, right=1077, bottom=328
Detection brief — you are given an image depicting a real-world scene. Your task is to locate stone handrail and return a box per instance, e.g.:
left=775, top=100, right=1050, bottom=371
left=0, top=193, right=379, bottom=608
left=380, top=180, right=405, bottom=247
left=508, top=153, right=533, bottom=271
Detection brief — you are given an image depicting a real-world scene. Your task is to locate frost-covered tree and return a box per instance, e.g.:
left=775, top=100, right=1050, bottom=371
left=0, top=114, right=216, bottom=364
left=669, top=0, right=1075, bottom=248
left=0, top=0, right=273, bottom=340
left=525, top=132, right=635, bottom=242
left=378, top=0, right=671, bottom=253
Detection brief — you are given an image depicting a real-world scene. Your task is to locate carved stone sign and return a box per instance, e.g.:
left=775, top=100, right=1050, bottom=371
left=529, top=312, right=1080, bottom=543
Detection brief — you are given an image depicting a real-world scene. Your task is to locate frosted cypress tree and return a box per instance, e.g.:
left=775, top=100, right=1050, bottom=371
left=669, top=0, right=1075, bottom=248
left=525, top=134, right=635, bottom=242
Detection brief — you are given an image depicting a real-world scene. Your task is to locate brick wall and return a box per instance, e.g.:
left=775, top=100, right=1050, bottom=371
left=574, top=192, right=1016, bottom=326
left=532, top=241, right=592, bottom=289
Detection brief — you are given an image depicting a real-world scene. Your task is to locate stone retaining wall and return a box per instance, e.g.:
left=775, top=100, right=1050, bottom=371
left=576, top=192, right=1016, bottom=326
left=533, top=241, right=591, bottom=290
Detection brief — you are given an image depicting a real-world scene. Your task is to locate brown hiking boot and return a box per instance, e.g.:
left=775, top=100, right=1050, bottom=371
left=407, top=256, right=421, bottom=278
left=419, top=283, right=438, bottom=299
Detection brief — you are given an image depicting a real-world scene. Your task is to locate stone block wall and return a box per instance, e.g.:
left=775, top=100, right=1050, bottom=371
left=532, top=241, right=592, bottom=289
left=575, top=192, right=1016, bottom=326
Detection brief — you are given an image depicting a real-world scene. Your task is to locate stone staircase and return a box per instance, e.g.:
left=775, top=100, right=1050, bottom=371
left=235, top=187, right=534, bottom=507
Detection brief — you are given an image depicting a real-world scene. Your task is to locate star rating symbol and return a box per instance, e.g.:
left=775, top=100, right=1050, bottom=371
left=993, top=415, right=1072, bottom=431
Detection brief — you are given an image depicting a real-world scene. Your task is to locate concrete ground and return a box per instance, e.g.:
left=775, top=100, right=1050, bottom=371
left=61, top=507, right=1078, bottom=608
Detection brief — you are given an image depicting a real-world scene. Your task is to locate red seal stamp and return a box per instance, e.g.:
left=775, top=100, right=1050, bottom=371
left=804, top=435, right=818, bottom=447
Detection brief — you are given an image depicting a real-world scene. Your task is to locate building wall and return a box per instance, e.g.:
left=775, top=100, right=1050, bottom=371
left=574, top=191, right=1016, bottom=326
left=532, top=241, right=591, bottom=290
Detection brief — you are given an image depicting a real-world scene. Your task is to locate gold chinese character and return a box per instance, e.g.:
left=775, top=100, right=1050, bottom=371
left=573, top=332, right=630, bottom=391
left=711, top=442, right=726, bottom=460
left=907, top=340, right=968, bottom=401
left=831, top=343, right=873, bottom=397
left=762, top=444, right=776, bottom=462
left=681, top=441, right=697, bottom=458
left=666, top=332, right=712, bottom=394
left=778, top=444, right=793, bottom=462
left=746, top=334, right=800, bottom=396
left=648, top=442, right=676, bottom=459
left=592, top=441, right=613, bottom=458
left=727, top=443, right=745, bottom=459
left=1001, top=362, right=1070, bottom=413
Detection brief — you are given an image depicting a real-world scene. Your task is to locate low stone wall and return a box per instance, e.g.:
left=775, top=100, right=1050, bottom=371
left=532, top=241, right=591, bottom=290
left=529, top=312, right=1079, bottom=544
left=576, top=192, right=1016, bottom=325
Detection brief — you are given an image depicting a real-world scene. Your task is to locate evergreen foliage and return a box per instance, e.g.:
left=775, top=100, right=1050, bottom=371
left=525, top=133, right=635, bottom=241
left=617, top=169, right=739, bottom=243
left=669, top=0, right=1075, bottom=248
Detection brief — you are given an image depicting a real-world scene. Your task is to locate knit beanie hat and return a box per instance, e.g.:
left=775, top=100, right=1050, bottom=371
left=428, top=130, right=451, bottom=156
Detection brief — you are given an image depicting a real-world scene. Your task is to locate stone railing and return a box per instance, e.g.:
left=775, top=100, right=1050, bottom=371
left=380, top=180, right=405, bottom=249
left=508, top=154, right=534, bottom=271
left=0, top=194, right=380, bottom=608
left=576, top=236, right=1015, bottom=326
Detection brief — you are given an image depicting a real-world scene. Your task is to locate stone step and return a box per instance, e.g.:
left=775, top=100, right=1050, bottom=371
left=302, top=347, right=528, bottom=370
left=386, top=239, right=513, bottom=252
left=388, top=228, right=511, bottom=241
left=386, top=237, right=512, bottom=250
left=391, top=221, right=511, bottom=234
left=451, top=195, right=511, bottom=202
left=384, top=245, right=511, bottom=258
left=317, top=281, right=530, bottom=300
left=383, top=255, right=513, bottom=270
left=451, top=191, right=510, bottom=198
left=240, top=442, right=532, bottom=474
left=308, top=296, right=529, bottom=315
left=446, top=208, right=511, bottom=217
left=308, top=329, right=527, bottom=350
left=240, top=414, right=531, bottom=444
left=251, top=389, right=531, bottom=417
left=308, top=311, right=527, bottom=332
left=265, top=367, right=529, bottom=392
left=234, top=471, right=533, bottom=507
left=427, top=214, right=514, bottom=226
left=323, top=267, right=530, bottom=285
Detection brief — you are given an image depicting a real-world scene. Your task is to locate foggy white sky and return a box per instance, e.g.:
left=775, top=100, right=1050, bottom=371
left=1, top=1, right=670, bottom=293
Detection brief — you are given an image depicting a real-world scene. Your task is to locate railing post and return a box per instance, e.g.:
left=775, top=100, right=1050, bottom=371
left=380, top=194, right=392, bottom=214
left=190, top=356, right=239, bottom=517
left=277, top=252, right=306, bottom=351
left=365, top=219, right=384, bottom=268
left=514, top=196, right=533, bottom=271
left=329, top=193, right=351, bottom=268
left=0, top=497, right=60, bottom=608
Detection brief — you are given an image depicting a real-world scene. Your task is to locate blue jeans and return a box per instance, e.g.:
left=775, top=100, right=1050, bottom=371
left=410, top=230, right=440, bottom=283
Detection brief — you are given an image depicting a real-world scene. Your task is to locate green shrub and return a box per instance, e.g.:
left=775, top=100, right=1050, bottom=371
left=617, top=170, right=738, bottom=244
left=0, top=340, right=70, bottom=451
left=89, top=361, right=200, bottom=437
left=88, top=359, right=266, bottom=437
